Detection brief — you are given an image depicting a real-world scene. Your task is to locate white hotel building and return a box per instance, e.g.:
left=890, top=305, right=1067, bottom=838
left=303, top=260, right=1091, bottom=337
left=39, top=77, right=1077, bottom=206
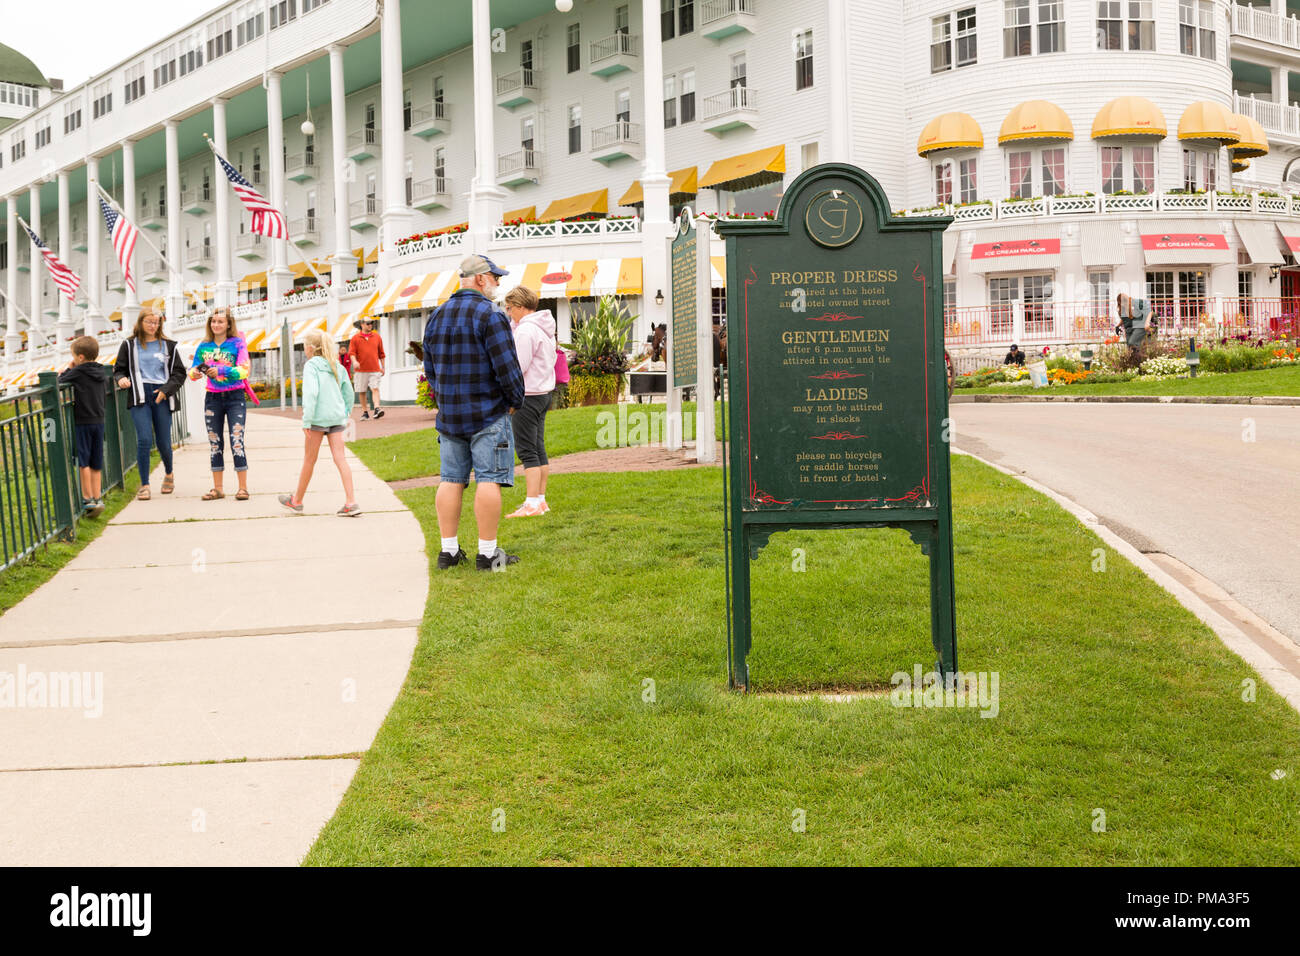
left=1, top=0, right=1299, bottom=398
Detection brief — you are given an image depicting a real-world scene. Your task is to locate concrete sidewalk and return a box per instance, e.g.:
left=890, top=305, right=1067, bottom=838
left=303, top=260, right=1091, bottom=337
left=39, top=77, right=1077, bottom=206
left=0, top=410, right=427, bottom=865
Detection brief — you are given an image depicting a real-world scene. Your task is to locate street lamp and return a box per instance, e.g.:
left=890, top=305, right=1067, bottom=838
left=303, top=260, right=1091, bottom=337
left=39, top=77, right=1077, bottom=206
left=555, top=0, right=573, bottom=10
left=1187, top=337, right=1200, bottom=378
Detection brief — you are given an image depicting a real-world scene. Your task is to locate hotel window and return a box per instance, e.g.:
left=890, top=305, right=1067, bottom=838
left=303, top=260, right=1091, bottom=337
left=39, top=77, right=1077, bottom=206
left=731, top=53, right=747, bottom=89
left=956, top=9, right=977, bottom=64
left=1022, top=274, right=1054, bottom=334
left=521, top=40, right=534, bottom=85
left=159, top=184, right=167, bottom=217
left=434, top=76, right=445, bottom=108
left=253, top=147, right=262, bottom=186
left=124, top=63, right=145, bottom=104
left=568, top=104, right=582, bottom=154
left=1038, top=1, right=1063, bottom=53
left=521, top=116, right=536, bottom=152
left=207, top=14, right=233, bottom=60
left=1132, top=145, right=1155, bottom=192
left=1101, top=146, right=1125, bottom=193
left=680, top=70, right=695, bottom=123
left=616, top=4, right=630, bottom=34
left=1041, top=148, right=1065, bottom=195
left=34, top=122, right=51, bottom=150
left=63, top=102, right=82, bottom=135
left=615, top=89, right=631, bottom=125
left=664, top=76, right=677, bottom=128
left=10, top=134, right=24, bottom=163
left=236, top=2, right=265, bottom=46
left=959, top=157, right=978, bottom=203
left=1145, top=270, right=1174, bottom=316
left=1182, top=147, right=1217, bottom=190
left=153, top=46, right=177, bottom=88
left=679, top=0, right=694, bottom=35
left=567, top=23, right=581, bottom=72
left=932, top=9, right=976, bottom=72
left=434, top=146, right=446, bottom=186
left=1179, top=0, right=1215, bottom=60
left=943, top=280, right=956, bottom=329
left=405, top=157, right=413, bottom=206
left=1009, top=150, right=1033, bottom=198
left=304, top=134, right=315, bottom=166
left=202, top=168, right=211, bottom=201
left=303, top=0, right=328, bottom=11
left=179, top=33, right=204, bottom=76
left=403, top=88, right=412, bottom=131
left=1178, top=270, right=1207, bottom=323
left=1088, top=271, right=1112, bottom=319
left=1004, top=0, right=1031, bottom=56
left=1097, top=1, right=1153, bottom=51
left=795, top=29, right=814, bottom=89
left=92, top=81, right=112, bottom=120
left=1238, top=269, right=1253, bottom=319
left=935, top=162, right=954, bottom=205
left=270, top=0, right=297, bottom=30
left=931, top=16, right=953, bottom=72
left=1008, top=147, right=1064, bottom=196
left=662, top=0, right=676, bottom=40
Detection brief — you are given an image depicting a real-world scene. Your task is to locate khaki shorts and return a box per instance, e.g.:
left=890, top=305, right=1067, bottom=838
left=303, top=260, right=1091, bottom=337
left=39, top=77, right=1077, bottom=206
left=354, top=371, right=382, bottom=393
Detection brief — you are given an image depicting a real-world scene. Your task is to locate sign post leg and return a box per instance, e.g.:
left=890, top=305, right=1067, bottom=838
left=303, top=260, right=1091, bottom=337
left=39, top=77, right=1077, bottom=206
left=729, top=524, right=752, bottom=690
left=929, top=521, right=958, bottom=678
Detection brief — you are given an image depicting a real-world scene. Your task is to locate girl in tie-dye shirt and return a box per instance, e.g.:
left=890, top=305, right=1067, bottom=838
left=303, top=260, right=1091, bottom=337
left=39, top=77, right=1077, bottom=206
left=189, top=309, right=253, bottom=500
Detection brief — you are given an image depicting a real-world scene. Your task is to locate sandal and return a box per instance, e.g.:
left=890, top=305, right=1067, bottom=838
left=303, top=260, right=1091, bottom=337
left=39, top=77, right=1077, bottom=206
left=136, top=486, right=151, bottom=500
left=161, top=475, right=175, bottom=495
left=235, top=489, right=249, bottom=501
left=202, top=489, right=225, bottom=501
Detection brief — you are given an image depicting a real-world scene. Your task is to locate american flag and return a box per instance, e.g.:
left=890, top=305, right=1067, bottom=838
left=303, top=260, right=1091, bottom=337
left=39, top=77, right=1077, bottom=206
left=100, top=198, right=139, bottom=295
left=213, top=148, right=287, bottom=239
left=23, top=223, right=81, bottom=302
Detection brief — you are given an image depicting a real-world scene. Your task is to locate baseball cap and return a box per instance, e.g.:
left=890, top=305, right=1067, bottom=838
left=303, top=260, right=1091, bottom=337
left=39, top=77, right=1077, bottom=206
left=460, top=254, right=508, bottom=278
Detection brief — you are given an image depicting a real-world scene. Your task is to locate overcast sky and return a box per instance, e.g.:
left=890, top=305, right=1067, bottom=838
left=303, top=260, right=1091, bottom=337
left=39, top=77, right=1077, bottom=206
left=9, top=0, right=221, bottom=89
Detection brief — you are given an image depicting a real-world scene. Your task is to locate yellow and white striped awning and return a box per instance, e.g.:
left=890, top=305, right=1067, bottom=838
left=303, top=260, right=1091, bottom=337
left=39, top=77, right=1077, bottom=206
left=331, top=311, right=361, bottom=339
left=710, top=256, right=726, bottom=289
left=361, top=271, right=461, bottom=317
left=244, top=327, right=271, bottom=351
left=498, top=258, right=643, bottom=299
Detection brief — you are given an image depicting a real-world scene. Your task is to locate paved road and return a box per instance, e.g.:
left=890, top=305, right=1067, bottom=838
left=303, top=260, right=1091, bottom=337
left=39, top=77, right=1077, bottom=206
left=0, top=412, right=426, bottom=865
left=951, top=403, right=1300, bottom=647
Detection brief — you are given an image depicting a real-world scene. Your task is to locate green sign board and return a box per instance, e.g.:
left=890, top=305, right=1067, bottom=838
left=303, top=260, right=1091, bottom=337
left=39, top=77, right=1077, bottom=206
left=717, top=164, right=956, bottom=690
left=670, top=211, right=699, bottom=390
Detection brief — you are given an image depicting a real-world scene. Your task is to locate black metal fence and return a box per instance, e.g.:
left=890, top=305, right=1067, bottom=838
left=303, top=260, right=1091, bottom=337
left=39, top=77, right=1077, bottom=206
left=0, top=372, right=189, bottom=573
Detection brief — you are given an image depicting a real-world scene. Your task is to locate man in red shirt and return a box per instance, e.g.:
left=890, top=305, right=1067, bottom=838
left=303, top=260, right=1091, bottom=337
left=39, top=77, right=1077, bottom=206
left=348, top=318, right=386, bottom=419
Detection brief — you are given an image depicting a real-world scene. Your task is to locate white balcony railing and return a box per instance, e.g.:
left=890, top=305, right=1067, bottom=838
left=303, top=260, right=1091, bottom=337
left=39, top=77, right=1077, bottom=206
left=495, top=69, right=540, bottom=97
left=288, top=217, right=320, bottom=243
left=591, top=121, right=641, bottom=151
left=411, top=177, right=451, bottom=205
left=1234, top=91, right=1300, bottom=138
left=492, top=217, right=642, bottom=243
left=702, top=86, right=758, bottom=120
left=350, top=197, right=381, bottom=219
left=232, top=300, right=267, bottom=320
left=1232, top=2, right=1300, bottom=49
left=341, top=275, right=377, bottom=298
left=395, top=231, right=467, bottom=260
left=235, top=232, right=264, bottom=254
left=497, top=148, right=539, bottom=178
left=590, top=32, right=640, bottom=63
left=184, top=246, right=213, bottom=268
left=899, top=189, right=1300, bottom=223
left=702, top=0, right=756, bottom=24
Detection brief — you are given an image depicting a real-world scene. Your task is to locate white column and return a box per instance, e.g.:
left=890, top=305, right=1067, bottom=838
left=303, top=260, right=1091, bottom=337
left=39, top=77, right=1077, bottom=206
left=164, top=119, right=183, bottom=324
left=29, top=184, right=41, bottom=354
left=826, top=0, right=851, bottom=163
left=1273, top=66, right=1291, bottom=105
left=56, top=170, right=73, bottom=349
left=85, top=155, right=102, bottom=337
left=5, top=197, right=18, bottom=356
left=640, top=0, right=675, bottom=444
left=380, top=0, right=413, bottom=254
left=467, top=0, right=506, bottom=246
left=329, top=45, right=355, bottom=282
left=121, top=139, right=139, bottom=324
left=266, top=70, right=291, bottom=302
left=212, top=98, right=235, bottom=308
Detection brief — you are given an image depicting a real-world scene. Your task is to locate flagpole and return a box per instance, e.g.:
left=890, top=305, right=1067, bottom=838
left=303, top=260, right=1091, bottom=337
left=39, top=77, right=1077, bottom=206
left=88, top=180, right=188, bottom=310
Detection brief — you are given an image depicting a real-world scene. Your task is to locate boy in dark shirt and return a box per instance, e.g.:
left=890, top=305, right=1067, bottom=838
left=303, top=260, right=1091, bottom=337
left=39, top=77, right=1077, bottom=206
left=59, top=336, right=109, bottom=517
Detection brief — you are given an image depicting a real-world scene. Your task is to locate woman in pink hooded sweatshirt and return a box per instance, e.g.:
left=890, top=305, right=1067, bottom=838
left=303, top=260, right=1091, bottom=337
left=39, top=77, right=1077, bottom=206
left=503, top=285, right=557, bottom=517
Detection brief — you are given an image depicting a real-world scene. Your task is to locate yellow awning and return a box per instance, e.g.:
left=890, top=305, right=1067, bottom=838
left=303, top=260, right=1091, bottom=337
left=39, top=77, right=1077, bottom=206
left=504, top=205, right=537, bottom=223
left=362, top=272, right=461, bottom=317
left=699, top=145, right=785, bottom=191
left=1229, top=114, right=1268, bottom=158
left=1178, top=101, right=1239, bottom=145
left=108, top=310, right=122, bottom=323
left=365, top=247, right=380, bottom=264
left=244, top=328, right=269, bottom=351
left=240, top=271, right=267, bottom=287
left=290, top=261, right=333, bottom=279
left=139, top=296, right=165, bottom=312
left=917, top=113, right=984, bottom=156
left=1091, top=97, right=1167, bottom=139
left=540, top=189, right=609, bottom=222
left=618, top=167, right=699, bottom=206
left=331, top=311, right=361, bottom=339
left=1232, top=158, right=1251, bottom=173
left=998, top=101, right=1074, bottom=144
left=185, top=285, right=216, bottom=303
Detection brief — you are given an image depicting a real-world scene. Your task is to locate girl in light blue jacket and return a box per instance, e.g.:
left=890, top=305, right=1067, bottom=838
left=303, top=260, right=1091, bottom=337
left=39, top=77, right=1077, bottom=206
left=279, top=329, right=360, bottom=516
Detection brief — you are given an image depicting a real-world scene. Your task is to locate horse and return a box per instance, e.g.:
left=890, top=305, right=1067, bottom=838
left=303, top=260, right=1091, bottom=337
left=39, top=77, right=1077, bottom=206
left=650, top=323, right=667, bottom=363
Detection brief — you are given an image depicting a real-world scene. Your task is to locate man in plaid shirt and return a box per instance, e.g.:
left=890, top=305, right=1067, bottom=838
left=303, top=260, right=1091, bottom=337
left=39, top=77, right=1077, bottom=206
left=423, top=254, right=527, bottom=572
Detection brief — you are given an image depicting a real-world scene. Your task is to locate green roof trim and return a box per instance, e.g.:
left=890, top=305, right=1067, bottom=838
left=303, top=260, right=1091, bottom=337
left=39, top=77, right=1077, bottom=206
left=0, top=41, right=49, bottom=88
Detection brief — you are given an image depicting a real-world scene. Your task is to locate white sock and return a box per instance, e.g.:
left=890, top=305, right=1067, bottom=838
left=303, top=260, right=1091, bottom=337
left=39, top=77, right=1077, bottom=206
left=526, top=496, right=540, bottom=507
left=538, top=495, right=547, bottom=503
left=441, top=536, right=459, bottom=554
left=478, top=538, right=497, bottom=558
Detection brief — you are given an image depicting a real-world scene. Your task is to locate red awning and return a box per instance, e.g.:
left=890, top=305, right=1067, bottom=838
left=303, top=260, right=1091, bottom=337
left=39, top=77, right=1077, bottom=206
left=1139, top=221, right=1234, bottom=265
left=968, top=229, right=1063, bottom=273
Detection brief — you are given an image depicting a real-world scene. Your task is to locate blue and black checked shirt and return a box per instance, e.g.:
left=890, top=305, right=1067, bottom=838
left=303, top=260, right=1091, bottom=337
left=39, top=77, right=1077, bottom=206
left=423, top=288, right=526, bottom=438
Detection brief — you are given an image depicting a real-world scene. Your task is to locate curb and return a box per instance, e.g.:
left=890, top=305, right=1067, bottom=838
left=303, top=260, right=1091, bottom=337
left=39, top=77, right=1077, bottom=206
left=951, top=394, right=1300, bottom=405
left=951, top=448, right=1300, bottom=715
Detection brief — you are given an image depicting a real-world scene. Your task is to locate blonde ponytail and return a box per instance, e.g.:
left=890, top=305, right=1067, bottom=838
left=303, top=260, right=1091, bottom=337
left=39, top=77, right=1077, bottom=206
left=306, top=330, right=341, bottom=381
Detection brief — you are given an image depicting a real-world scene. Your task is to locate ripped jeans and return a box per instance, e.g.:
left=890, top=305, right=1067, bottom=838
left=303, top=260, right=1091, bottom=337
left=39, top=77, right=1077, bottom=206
left=204, top=390, right=248, bottom=472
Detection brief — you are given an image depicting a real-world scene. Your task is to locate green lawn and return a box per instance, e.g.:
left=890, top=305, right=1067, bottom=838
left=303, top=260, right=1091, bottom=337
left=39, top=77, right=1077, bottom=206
left=349, top=401, right=723, bottom=482
left=959, top=364, right=1300, bottom=397
left=306, top=456, right=1300, bottom=865
left=0, top=468, right=142, bottom=613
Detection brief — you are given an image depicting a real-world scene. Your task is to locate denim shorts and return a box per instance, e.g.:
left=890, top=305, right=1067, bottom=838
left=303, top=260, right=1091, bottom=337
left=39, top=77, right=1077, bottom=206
left=438, top=413, right=515, bottom=486
left=309, top=424, right=346, bottom=434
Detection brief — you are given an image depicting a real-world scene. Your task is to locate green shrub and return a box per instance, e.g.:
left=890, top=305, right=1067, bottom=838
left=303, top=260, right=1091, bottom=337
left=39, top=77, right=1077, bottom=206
left=1198, top=345, right=1272, bottom=373
left=1045, top=356, right=1081, bottom=373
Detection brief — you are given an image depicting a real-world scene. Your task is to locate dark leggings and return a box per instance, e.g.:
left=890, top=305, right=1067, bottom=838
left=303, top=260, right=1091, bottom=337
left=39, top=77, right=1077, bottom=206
left=514, top=393, right=550, bottom=468
left=130, top=384, right=173, bottom=485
